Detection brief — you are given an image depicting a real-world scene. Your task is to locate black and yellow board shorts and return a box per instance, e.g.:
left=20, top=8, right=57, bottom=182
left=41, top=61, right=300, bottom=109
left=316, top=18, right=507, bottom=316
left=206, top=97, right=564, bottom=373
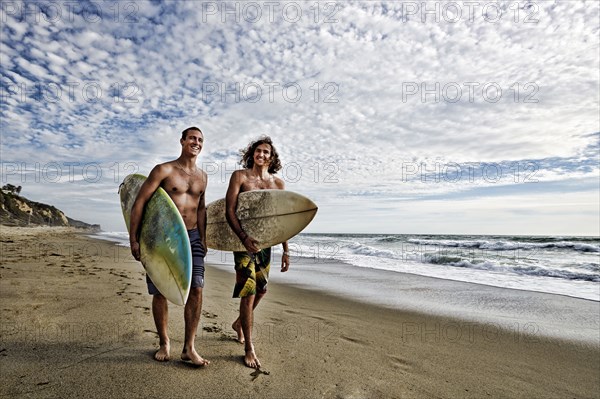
left=232, top=248, right=271, bottom=298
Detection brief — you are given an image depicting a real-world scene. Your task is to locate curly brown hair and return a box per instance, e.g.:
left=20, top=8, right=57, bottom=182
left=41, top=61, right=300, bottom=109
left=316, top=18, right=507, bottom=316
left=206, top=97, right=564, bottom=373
left=239, top=136, right=282, bottom=174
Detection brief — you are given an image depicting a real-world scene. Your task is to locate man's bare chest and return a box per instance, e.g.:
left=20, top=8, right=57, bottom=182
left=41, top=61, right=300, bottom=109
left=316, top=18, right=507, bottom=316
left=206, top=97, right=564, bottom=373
left=164, top=174, right=204, bottom=197
left=241, top=180, right=277, bottom=191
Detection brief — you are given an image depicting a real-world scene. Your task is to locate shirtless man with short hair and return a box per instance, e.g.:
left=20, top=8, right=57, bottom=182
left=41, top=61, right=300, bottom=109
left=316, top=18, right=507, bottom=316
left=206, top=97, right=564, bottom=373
left=129, top=126, right=209, bottom=366
left=225, top=136, right=290, bottom=369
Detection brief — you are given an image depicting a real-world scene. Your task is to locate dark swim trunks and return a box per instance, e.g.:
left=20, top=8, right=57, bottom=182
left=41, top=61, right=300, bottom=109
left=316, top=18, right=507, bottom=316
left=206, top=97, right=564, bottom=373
left=147, top=228, right=205, bottom=295
left=232, top=248, right=271, bottom=298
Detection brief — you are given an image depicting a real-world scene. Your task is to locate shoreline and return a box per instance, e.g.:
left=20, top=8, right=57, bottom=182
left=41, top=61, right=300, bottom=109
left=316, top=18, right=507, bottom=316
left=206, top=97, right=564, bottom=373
left=210, top=252, right=600, bottom=303
left=91, top=229, right=600, bottom=303
left=2, top=227, right=599, bottom=398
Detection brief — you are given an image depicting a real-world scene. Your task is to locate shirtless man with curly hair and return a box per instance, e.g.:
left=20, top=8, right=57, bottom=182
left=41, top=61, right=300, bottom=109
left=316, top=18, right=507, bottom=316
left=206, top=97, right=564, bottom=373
left=225, top=136, right=290, bottom=369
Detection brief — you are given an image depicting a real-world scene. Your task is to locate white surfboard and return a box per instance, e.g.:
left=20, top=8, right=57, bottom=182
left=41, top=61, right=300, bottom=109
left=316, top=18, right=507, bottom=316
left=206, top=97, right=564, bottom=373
left=206, top=190, right=318, bottom=251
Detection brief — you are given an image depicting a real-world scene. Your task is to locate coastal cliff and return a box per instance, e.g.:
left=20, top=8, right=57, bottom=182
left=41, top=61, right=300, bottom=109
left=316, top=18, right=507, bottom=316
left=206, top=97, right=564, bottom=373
left=0, top=188, right=100, bottom=231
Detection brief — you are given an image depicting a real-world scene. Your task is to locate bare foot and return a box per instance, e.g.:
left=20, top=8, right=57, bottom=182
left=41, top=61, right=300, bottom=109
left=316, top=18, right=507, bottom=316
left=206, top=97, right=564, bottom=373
left=154, top=341, right=170, bottom=362
left=244, top=346, right=261, bottom=369
left=181, top=347, right=210, bottom=367
left=232, top=319, right=244, bottom=343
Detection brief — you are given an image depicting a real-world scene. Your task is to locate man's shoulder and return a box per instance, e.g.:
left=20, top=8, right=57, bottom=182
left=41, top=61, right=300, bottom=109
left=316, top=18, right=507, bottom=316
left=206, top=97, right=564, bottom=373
left=155, top=160, right=176, bottom=170
left=233, top=168, right=249, bottom=175
left=149, top=162, right=174, bottom=178
left=273, top=175, right=285, bottom=188
left=232, top=169, right=250, bottom=180
left=196, top=168, right=208, bottom=182
left=227, top=169, right=249, bottom=192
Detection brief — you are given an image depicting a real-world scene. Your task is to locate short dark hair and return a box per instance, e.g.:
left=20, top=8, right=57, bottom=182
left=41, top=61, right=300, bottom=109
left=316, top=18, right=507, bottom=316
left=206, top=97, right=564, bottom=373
left=240, top=136, right=282, bottom=174
left=181, top=126, right=202, bottom=140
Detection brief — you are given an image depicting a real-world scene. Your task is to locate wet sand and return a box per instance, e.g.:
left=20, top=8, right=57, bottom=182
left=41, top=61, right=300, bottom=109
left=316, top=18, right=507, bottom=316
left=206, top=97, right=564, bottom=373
left=1, top=226, right=598, bottom=398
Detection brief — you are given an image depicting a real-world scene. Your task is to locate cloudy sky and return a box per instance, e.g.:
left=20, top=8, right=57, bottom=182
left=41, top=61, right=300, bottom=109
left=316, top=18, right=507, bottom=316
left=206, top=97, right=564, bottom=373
left=1, top=0, right=599, bottom=235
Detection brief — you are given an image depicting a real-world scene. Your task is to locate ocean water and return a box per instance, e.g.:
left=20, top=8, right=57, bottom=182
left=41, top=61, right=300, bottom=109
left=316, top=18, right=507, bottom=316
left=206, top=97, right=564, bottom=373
left=93, top=232, right=600, bottom=301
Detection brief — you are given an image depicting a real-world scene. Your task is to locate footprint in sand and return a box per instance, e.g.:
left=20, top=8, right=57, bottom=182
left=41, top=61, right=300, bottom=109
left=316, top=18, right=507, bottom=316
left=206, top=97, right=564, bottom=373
left=250, top=368, right=270, bottom=381
left=340, top=335, right=368, bottom=345
left=202, top=325, right=222, bottom=333
left=388, top=355, right=414, bottom=372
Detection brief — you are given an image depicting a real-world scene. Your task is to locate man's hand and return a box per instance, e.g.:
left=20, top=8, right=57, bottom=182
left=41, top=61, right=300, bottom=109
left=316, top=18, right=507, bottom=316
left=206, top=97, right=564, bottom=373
left=242, top=236, right=260, bottom=253
left=281, top=253, right=290, bottom=272
left=131, top=241, right=141, bottom=261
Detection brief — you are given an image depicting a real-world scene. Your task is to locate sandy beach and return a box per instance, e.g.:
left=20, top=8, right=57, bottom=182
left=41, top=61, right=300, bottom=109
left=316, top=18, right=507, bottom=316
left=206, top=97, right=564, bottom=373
left=1, top=226, right=599, bottom=398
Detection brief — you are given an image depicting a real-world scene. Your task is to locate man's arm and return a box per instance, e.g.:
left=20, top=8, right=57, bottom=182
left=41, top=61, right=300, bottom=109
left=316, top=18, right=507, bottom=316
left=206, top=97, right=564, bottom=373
left=197, top=171, right=208, bottom=252
left=225, top=170, right=259, bottom=253
left=129, top=164, right=168, bottom=260
left=275, top=176, right=290, bottom=271
left=280, top=240, right=290, bottom=272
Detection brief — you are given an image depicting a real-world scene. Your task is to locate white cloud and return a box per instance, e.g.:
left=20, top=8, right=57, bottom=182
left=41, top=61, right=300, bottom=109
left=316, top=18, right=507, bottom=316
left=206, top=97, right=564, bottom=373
left=1, top=1, right=598, bottom=234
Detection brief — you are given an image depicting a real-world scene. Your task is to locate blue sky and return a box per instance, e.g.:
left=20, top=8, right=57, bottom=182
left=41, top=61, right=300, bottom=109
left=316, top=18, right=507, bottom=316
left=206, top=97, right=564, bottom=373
left=1, top=0, right=599, bottom=235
